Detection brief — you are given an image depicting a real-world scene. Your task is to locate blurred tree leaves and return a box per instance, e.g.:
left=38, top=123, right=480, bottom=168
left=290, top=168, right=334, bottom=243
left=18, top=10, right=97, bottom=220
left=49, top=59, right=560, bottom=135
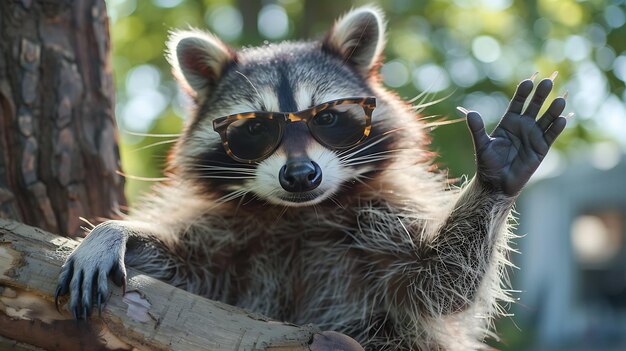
left=106, top=0, right=626, bottom=204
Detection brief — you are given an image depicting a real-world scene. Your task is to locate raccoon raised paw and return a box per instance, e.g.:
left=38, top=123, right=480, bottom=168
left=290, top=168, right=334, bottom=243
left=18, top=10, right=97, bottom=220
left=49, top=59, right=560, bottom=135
left=55, top=221, right=128, bottom=320
left=461, top=74, right=568, bottom=196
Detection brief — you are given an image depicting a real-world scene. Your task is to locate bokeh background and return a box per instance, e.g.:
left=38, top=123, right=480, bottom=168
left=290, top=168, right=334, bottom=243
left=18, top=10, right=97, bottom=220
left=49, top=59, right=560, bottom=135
left=105, top=0, right=626, bottom=350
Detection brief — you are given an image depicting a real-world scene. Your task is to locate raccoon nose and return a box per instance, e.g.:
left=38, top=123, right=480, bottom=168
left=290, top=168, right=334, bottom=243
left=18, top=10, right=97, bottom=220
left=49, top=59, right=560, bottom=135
left=279, top=161, right=322, bottom=192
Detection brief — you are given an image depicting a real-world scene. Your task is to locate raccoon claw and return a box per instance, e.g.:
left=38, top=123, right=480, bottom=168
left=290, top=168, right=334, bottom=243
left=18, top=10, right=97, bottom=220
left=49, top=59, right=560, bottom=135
left=57, top=263, right=122, bottom=320
left=55, top=221, right=129, bottom=319
left=66, top=259, right=124, bottom=319
left=63, top=267, right=100, bottom=320
left=111, top=264, right=127, bottom=291
left=72, top=304, right=80, bottom=321
left=97, top=293, right=103, bottom=317
left=55, top=259, right=74, bottom=312
left=54, top=285, right=64, bottom=312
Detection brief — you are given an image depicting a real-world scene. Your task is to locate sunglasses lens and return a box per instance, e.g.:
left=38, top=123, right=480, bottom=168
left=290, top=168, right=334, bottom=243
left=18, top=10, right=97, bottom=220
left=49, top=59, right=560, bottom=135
left=310, top=104, right=368, bottom=148
left=226, top=117, right=281, bottom=161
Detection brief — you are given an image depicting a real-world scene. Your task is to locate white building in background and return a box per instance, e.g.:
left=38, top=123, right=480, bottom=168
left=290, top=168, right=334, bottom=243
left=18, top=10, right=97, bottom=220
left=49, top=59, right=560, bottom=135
left=514, top=155, right=626, bottom=350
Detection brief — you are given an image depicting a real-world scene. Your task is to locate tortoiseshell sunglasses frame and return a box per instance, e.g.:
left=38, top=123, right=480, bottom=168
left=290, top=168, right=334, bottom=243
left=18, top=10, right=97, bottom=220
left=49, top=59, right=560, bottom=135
left=212, top=96, right=376, bottom=163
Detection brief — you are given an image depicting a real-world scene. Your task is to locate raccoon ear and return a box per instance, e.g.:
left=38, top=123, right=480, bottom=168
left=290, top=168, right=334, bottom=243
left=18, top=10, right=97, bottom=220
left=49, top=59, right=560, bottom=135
left=323, top=6, right=386, bottom=76
left=166, top=30, right=237, bottom=97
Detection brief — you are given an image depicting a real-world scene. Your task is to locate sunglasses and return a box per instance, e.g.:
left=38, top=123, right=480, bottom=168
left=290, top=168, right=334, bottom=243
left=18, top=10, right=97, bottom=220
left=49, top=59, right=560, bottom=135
left=212, top=97, right=376, bottom=163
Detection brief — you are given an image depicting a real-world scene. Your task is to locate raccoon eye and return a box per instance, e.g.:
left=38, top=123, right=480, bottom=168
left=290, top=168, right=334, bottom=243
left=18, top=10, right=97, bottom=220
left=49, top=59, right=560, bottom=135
left=246, top=120, right=268, bottom=135
left=313, top=111, right=338, bottom=127
left=226, top=117, right=281, bottom=161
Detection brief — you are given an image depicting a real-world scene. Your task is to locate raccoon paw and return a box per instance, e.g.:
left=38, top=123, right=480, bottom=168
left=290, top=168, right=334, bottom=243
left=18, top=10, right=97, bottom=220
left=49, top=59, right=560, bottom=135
left=55, top=221, right=128, bottom=320
left=461, top=74, right=567, bottom=196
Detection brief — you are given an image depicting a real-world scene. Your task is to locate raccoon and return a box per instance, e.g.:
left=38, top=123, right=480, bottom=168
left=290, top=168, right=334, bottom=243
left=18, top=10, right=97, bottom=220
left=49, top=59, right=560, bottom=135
left=55, top=5, right=568, bottom=350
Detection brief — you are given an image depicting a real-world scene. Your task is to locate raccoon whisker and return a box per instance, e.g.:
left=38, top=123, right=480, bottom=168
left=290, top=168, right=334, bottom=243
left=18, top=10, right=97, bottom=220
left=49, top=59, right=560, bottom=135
left=354, top=175, right=374, bottom=186
left=223, top=187, right=249, bottom=198
left=337, top=135, right=392, bottom=159
left=190, top=165, right=256, bottom=169
left=355, top=165, right=386, bottom=180
left=241, top=196, right=258, bottom=207
left=413, top=90, right=436, bottom=111
left=250, top=186, right=278, bottom=205
left=191, top=164, right=256, bottom=169
left=351, top=175, right=376, bottom=191
left=240, top=188, right=262, bottom=206
left=340, top=148, right=393, bottom=165
left=233, top=191, right=251, bottom=214
left=407, top=89, right=430, bottom=104
left=328, top=195, right=345, bottom=209
left=341, top=149, right=405, bottom=163
left=214, top=188, right=249, bottom=204
left=344, top=155, right=396, bottom=165
left=234, top=70, right=264, bottom=108
left=192, top=165, right=256, bottom=170
left=417, top=114, right=451, bottom=124
left=412, top=85, right=454, bottom=111
left=121, top=130, right=182, bottom=138
left=344, top=157, right=395, bottom=166
left=214, top=192, right=242, bottom=204
left=342, top=159, right=394, bottom=167
left=194, top=175, right=256, bottom=180
left=200, top=174, right=258, bottom=179
left=336, top=131, right=387, bottom=158
left=116, top=170, right=169, bottom=182
left=344, top=160, right=394, bottom=169
left=312, top=203, right=320, bottom=222
left=343, top=151, right=400, bottom=161
left=273, top=205, right=290, bottom=224
left=343, top=148, right=399, bottom=158
left=191, top=158, right=257, bottom=169
left=189, top=165, right=258, bottom=175
left=423, top=117, right=465, bottom=128
left=337, top=126, right=407, bottom=159
left=194, top=172, right=258, bottom=177
left=201, top=172, right=258, bottom=176
left=190, top=168, right=258, bottom=175
left=380, top=126, right=412, bottom=135
left=417, top=114, right=445, bottom=120
left=412, top=91, right=454, bottom=113
left=358, top=165, right=415, bottom=174
left=131, top=139, right=178, bottom=153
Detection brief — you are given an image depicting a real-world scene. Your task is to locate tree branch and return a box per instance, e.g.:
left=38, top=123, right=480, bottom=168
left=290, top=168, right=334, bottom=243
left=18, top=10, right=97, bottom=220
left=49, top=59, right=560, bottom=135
left=0, top=219, right=364, bottom=351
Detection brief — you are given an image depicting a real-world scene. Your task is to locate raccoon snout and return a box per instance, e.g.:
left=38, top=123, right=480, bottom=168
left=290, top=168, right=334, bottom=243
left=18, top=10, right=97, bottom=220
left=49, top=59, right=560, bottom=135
left=279, top=161, right=322, bottom=192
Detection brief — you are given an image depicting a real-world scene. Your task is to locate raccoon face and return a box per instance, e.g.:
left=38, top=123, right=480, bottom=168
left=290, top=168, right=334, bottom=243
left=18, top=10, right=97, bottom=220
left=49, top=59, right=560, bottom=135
left=168, top=6, right=396, bottom=207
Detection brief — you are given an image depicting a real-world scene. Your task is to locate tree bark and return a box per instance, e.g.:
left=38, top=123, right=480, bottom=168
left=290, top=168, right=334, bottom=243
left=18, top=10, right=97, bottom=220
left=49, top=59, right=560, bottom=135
left=0, top=219, right=364, bottom=351
left=0, top=0, right=124, bottom=237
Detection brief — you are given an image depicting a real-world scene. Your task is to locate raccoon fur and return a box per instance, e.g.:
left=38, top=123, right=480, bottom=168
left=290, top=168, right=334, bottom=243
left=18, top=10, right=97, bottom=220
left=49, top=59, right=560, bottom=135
left=56, top=5, right=568, bottom=350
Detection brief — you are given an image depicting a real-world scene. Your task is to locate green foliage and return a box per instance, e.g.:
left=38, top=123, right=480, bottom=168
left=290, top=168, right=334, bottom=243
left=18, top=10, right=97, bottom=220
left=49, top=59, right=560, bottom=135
left=106, top=0, right=626, bottom=205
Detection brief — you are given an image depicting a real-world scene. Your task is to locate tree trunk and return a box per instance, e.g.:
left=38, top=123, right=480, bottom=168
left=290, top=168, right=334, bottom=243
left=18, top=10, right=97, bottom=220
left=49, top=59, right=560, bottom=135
left=0, top=0, right=124, bottom=237
left=0, top=219, right=364, bottom=351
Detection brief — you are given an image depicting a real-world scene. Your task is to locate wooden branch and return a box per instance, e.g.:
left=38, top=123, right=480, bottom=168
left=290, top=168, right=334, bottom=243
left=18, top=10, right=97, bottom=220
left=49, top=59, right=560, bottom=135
left=0, top=219, right=364, bottom=351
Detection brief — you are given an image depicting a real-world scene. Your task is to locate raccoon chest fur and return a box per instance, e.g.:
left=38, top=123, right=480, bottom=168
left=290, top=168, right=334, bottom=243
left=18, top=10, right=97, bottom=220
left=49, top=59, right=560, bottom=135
left=162, top=210, right=377, bottom=324
left=124, top=200, right=406, bottom=345
left=222, top=226, right=367, bottom=324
